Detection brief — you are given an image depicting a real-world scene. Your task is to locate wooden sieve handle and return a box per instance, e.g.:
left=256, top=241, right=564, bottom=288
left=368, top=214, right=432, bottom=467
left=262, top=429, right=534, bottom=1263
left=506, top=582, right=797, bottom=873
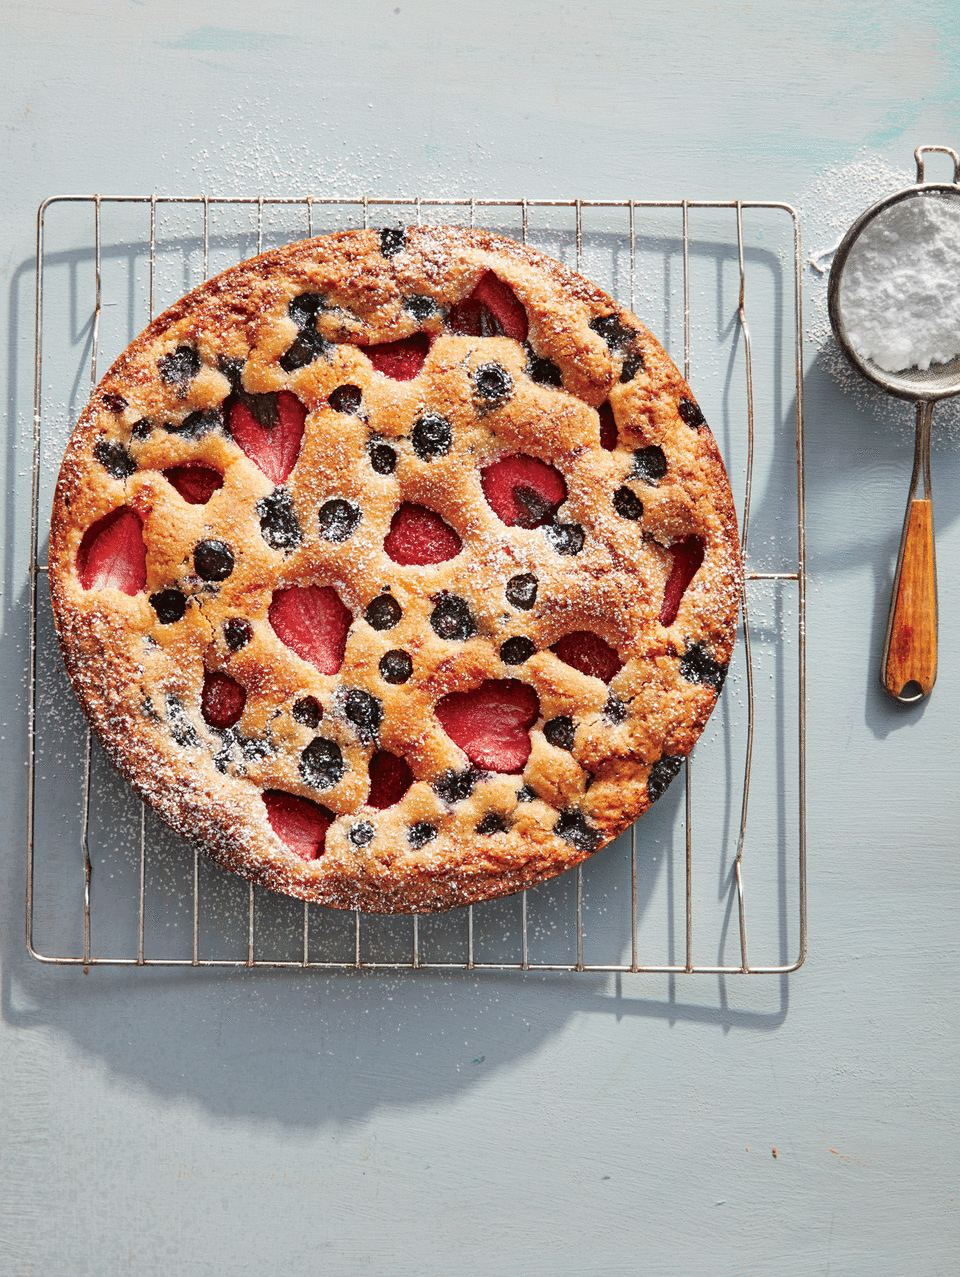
left=883, top=498, right=937, bottom=701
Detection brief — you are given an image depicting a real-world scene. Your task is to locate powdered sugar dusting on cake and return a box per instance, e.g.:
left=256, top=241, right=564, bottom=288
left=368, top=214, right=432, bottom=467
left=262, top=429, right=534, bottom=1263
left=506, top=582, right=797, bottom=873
left=48, top=228, right=741, bottom=913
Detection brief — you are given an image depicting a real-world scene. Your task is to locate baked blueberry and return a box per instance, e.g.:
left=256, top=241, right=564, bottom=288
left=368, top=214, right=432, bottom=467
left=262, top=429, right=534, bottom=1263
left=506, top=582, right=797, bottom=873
left=516, top=784, right=536, bottom=803
left=280, top=327, right=331, bottom=373
left=379, top=227, right=406, bottom=258
left=158, top=345, right=201, bottom=390
left=554, top=808, right=601, bottom=851
left=588, top=314, right=635, bottom=352
left=130, top=418, right=154, bottom=440
left=165, top=694, right=200, bottom=749
left=239, top=734, right=273, bottom=763
left=403, top=294, right=436, bottom=320
left=631, top=445, right=667, bottom=483
left=288, top=292, right=324, bottom=331
left=165, top=408, right=220, bottom=440
left=679, top=641, right=727, bottom=692
left=369, top=443, right=397, bottom=474
left=349, top=820, right=375, bottom=847
left=678, top=397, right=706, bottom=428
left=647, top=753, right=684, bottom=802
left=476, top=812, right=508, bottom=835
left=513, top=485, right=552, bottom=528
left=299, top=736, right=345, bottom=789
left=379, top=649, right=413, bottom=684
left=257, top=489, right=303, bottom=551
left=344, top=689, right=383, bottom=739
left=224, top=618, right=253, bottom=651
left=411, top=413, right=452, bottom=460
left=544, top=716, right=575, bottom=751
left=150, top=589, right=187, bottom=624
left=329, top=384, right=362, bottom=415
left=472, top=362, right=513, bottom=411
left=506, top=573, right=538, bottom=610
left=280, top=313, right=331, bottom=371
left=292, top=696, right=322, bottom=729
left=282, top=295, right=326, bottom=371
left=604, top=694, right=629, bottom=725
left=318, top=499, right=360, bottom=542
left=430, top=594, right=476, bottom=641
left=364, top=593, right=402, bottom=631
left=525, top=347, right=563, bottom=387
left=544, top=521, right=585, bottom=556
left=408, top=821, right=436, bottom=849
left=434, top=769, right=478, bottom=803
left=194, top=539, right=234, bottom=582
left=94, top=440, right=137, bottom=480
left=100, top=391, right=128, bottom=414
left=619, top=350, right=643, bottom=382
left=613, top=486, right=644, bottom=520
left=500, top=636, right=535, bottom=665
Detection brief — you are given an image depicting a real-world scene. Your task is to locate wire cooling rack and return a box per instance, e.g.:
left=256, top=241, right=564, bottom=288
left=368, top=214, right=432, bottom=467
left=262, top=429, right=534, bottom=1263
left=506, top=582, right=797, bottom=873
left=27, top=194, right=805, bottom=973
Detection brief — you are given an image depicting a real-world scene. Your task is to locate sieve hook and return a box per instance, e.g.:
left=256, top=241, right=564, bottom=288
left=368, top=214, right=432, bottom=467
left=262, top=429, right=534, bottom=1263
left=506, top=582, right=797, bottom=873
left=914, top=145, right=960, bottom=184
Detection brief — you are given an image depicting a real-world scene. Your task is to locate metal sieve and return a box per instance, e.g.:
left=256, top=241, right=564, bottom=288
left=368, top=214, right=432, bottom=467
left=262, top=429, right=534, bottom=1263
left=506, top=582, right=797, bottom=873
left=828, top=144, right=960, bottom=703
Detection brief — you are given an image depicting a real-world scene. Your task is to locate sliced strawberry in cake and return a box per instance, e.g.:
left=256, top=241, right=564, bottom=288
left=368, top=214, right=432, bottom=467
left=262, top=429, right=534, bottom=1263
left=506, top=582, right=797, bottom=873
left=384, top=504, right=462, bottom=565
left=435, top=679, right=540, bottom=773
left=480, top=455, right=566, bottom=528
left=228, top=389, right=306, bottom=484
left=660, top=536, right=706, bottom=626
left=263, top=790, right=334, bottom=860
left=449, top=271, right=529, bottom=342
left=76, top=507, right=147, bottom=595
left=268, top=585, right=352, bottom=674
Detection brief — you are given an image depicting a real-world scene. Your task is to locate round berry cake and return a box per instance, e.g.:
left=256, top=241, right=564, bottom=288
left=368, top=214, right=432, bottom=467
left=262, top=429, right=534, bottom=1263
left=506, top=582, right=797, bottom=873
left=49, top=226, right=742, bottom=913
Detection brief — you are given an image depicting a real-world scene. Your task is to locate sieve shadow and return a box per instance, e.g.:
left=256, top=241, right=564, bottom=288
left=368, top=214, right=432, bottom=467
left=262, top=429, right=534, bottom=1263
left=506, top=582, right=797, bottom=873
left=800, top=347, right=960, bottom=737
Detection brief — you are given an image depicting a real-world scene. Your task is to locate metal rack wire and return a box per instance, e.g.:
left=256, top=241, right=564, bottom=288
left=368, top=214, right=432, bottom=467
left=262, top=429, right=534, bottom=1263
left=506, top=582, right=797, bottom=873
left=27, top=194, right=805, bottom=973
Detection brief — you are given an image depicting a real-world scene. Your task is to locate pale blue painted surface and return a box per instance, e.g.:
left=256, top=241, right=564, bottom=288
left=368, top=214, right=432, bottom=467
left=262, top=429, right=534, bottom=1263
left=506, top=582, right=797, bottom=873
left=1, top=2, right=958, bottom=1274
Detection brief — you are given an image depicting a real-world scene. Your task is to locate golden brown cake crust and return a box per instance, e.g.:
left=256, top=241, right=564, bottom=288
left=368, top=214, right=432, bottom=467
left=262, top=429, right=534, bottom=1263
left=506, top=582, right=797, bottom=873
left=49, top=226, right=741, bottom=913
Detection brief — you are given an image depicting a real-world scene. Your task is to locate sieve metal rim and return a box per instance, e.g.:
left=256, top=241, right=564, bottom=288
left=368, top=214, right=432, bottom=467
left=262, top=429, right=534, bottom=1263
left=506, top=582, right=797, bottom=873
left=828, top=180, right=960, bottom=403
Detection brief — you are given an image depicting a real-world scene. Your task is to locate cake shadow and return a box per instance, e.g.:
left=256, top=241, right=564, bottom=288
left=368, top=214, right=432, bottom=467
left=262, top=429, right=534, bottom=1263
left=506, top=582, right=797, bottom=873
left=6, top=555, right=790, bottom=1125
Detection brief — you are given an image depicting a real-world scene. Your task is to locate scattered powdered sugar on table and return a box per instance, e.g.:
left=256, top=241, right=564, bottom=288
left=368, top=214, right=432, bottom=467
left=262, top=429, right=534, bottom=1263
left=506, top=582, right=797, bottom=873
left=838, top=193, right=960, bottom=372
left=798, top=151, right=960, bottom=439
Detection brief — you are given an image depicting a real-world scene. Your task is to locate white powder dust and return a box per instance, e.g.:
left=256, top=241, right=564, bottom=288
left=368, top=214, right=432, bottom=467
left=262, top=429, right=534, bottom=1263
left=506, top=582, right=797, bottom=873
left=798, top=152, right=960, bottom=439
left=838, top=193, right=960, bottom=372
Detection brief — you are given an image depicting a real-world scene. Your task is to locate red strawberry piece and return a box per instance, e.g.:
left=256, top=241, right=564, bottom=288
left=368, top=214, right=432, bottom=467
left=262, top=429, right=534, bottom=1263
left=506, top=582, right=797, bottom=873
left=383, top=503, right=462, bottom=565
left=447, top=296, right=487, bottom=336
left=551, top=631, right=623, bottom=683
left=435, top=679, right=540, bottom=773
left=449, top=271, right=528, bottom=342
left=262, top=790, right=333, bottom=861
left=162, top=464, right=224, bottom=505
left=367, top=749, right=414, bottom=809
left=200, top=671, right=246, bottom=729
left=659, top=536, right=706, bottom=626
left=480, top=454, right=567, bottom=528
left=268, top=584, right=352, bottom=674
left=473, top=271, right=529, bottom=342
left=598, top=402, right=617, bottom=451
left=228, top=389, right=306, bottom=484
left=361, top=332, right=431, bottom=381
left=76, top=506, right=146, bottom=595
